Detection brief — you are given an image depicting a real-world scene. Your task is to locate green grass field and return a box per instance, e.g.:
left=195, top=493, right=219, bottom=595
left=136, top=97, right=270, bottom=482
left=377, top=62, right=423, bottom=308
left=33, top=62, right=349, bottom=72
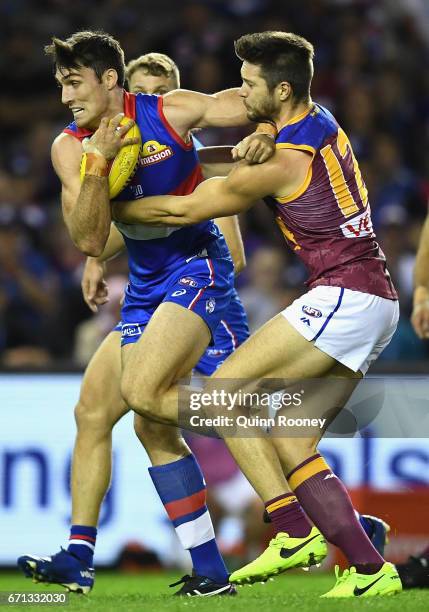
left=0, top=570, right=428, bottom=612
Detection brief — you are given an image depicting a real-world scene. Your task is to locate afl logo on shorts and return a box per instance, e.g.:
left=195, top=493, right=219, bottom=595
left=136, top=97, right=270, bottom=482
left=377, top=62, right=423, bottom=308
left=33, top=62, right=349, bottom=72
left=140, top=140, right=174, bottom=166
left=122, top=323, right=142, bottom=337
left=207, top=348, right=227, bottom=356
left=179, top=277, right=198, bottom=288
left=302, top=305, right=322, bottom=318
left=206, top=298, right=216, bottom=314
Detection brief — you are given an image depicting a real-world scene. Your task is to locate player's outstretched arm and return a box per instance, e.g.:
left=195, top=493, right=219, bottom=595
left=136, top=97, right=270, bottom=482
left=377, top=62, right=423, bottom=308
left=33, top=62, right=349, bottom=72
left=412, top=212, right=429, bottom=339
left=112, top=173, right=247, bottom=226
left=112, top=148, right=311, bottom=227
left=162, top=88, right=248, bottom=133
left=112, top=148, right=310, bottom=226
left=162, top=89, right=277, bottom=162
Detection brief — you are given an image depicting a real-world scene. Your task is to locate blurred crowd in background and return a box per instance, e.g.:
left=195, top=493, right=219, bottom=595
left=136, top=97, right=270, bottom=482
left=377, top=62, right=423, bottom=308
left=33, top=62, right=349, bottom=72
left=1, top=0, right=429, bottom=368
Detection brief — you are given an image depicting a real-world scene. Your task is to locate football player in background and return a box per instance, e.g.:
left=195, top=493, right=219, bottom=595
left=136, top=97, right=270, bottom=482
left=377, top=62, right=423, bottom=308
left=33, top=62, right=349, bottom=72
left=113, top=31, right=402, bottom=598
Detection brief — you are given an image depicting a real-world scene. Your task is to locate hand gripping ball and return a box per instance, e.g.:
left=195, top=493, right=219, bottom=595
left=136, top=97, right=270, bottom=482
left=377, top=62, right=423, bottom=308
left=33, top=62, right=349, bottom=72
left=80, top=116, right=141, bottom=198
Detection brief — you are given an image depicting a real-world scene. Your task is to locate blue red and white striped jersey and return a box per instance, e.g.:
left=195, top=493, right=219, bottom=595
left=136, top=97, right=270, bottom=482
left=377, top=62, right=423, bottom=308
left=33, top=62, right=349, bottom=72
left=63, top=90, right=225, bottom=280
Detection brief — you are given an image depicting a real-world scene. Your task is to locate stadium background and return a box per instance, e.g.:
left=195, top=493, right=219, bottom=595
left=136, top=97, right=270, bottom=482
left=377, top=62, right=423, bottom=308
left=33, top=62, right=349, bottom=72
left=0, top=0, right=428, bottom=578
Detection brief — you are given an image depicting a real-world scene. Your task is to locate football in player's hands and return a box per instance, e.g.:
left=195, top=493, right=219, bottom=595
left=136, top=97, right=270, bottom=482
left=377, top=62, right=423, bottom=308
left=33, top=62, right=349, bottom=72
left=80, top=116, right=141, bottom=198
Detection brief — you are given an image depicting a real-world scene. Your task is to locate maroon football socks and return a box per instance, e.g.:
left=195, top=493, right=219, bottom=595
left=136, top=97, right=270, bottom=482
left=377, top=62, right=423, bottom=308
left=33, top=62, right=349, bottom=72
left=264, top=492, right=312, bottom=537
left=288, top=453, right=384, bottom=574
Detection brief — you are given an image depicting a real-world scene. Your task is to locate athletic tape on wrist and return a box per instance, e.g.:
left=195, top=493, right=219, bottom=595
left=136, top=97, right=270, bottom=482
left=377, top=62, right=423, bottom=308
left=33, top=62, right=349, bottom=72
left=84, top=153, right=109, bottom=178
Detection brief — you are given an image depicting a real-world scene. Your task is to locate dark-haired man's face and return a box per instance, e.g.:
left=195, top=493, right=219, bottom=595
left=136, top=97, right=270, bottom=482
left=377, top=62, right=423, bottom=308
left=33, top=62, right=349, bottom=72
left=128, top=69, right=177, bottom=95
left=238, top=62, right=278, bottom=123
left=55, top=66, right=111, bottom=129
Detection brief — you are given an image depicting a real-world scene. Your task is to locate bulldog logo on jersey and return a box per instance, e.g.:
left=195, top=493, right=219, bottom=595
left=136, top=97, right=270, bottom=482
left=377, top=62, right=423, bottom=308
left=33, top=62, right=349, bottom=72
left=140, top=140, right=174, bottom=166
left=206, top=298, right=216, bottom=314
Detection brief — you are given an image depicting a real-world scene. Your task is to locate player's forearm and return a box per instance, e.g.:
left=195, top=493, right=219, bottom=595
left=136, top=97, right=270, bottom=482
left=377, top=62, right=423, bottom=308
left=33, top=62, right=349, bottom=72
left=68, top=177, right=111, bottom=256
left=113, top=177, right=245, bottom=227
left=113, top=194, right=191, bottom=226
left=413, top=216, right=429, bottom=304
left=96, top=223, right=125, bottom=263
left=113, top=182, right=209, bottom=226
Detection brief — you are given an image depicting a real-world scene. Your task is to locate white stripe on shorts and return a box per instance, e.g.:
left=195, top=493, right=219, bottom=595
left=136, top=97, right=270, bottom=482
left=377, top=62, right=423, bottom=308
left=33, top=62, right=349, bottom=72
left=220, top=319, right=238, bottom=350
left=187, top=258, right=215, bottom=310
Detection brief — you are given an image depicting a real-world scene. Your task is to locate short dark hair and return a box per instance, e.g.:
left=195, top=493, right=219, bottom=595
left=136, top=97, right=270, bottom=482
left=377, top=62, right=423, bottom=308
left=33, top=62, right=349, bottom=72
left=126, top=53, right=180, bottom=88
left=235, top=31, right=314, bottom=102
left=45, top=30, right=125, bottom=87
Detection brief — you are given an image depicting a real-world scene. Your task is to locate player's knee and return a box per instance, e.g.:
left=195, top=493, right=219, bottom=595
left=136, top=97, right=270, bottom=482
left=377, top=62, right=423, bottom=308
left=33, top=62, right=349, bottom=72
left=120, top=378, right=158, bottom=420
left=74, top=398, right=115, bottom=433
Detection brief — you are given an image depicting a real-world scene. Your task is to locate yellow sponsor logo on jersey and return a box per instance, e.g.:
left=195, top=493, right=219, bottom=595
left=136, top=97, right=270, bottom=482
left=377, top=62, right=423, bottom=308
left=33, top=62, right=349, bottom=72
left=140, top=140, right=174, bottom=166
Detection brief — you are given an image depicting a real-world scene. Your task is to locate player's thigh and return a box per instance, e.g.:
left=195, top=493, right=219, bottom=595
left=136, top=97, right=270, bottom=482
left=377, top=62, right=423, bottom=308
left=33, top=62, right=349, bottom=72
left=121, top=302, right=211, bottom=397
left=210, top=314, right=337, bottom=383
left=192, top=315, right=338, bottom=435
left=78, top=331, right=128, bottom=426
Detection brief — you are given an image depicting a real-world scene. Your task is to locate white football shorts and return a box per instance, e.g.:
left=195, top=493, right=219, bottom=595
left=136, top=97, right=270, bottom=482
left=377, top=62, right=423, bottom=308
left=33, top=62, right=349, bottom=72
left=281, top=285, right=399, bottom=374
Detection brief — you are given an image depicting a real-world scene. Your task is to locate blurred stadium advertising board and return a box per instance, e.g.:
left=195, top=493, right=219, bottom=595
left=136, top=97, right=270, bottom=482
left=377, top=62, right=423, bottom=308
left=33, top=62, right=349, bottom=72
left=0, top=374, right=428, bottom=565
left=0, top=374, right=170, bottom=566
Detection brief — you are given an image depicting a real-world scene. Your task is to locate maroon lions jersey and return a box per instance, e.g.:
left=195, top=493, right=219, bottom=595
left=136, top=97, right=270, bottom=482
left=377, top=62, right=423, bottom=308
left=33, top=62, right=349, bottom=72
left=265, top=104, right=397, bottom=300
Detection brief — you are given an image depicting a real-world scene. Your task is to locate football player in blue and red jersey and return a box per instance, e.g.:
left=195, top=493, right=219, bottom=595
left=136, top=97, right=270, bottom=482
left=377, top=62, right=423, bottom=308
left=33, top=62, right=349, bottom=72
left=17, top=32, right=272, bottom=597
